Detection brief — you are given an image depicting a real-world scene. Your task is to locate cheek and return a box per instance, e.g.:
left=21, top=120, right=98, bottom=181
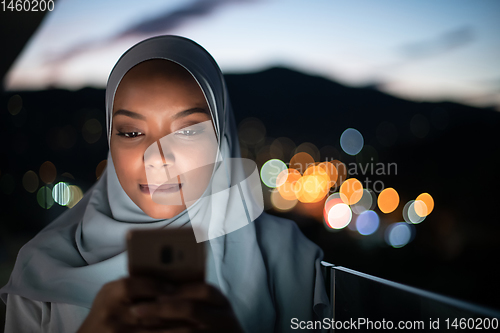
left=172, top=144, right=218, bottom=200
left=111, top=145, right=144, bottom=186
left=173, top=142, right=218, bottom=175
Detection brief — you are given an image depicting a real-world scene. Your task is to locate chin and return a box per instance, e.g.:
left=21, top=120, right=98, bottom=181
left=141, top=204, right=186, bottom=220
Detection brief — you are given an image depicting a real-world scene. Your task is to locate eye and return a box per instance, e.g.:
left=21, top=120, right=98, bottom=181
left=175, top=128, right=203, bottom=136
left=116, top=131, right=143, bottom=138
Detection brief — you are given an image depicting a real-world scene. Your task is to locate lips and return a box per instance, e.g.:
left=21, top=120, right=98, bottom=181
left=140, top=183, right=183, bottom=194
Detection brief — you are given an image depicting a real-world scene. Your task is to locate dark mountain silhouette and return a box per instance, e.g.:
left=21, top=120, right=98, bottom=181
left=1, top=67, right=499, bottom=310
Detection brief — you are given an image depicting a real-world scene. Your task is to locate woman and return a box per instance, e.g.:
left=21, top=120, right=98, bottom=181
left=1, top=35, right=330, bottom=332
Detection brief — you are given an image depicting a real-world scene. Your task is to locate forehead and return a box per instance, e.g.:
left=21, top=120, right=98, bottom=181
left=113, top=59, right=207, bottom=109
left=122, top=59, right=193, bottom=84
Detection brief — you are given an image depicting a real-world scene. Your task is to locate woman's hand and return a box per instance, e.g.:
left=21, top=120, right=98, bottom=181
left=77, top=276, right=245, bottom=333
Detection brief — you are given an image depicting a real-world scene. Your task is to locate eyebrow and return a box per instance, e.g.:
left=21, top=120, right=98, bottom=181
left=113, top=108, right=210, bottom=121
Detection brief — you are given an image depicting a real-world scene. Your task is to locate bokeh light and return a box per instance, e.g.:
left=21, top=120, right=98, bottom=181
left=270, top=188, right=298, bottom=212
left=37, top=186, right=54, bottom=209
left=61, top=172, right=75, bottom=180
left=266, top=141, right=284, bottom=160
left=52, top=182, right=71, bottom=206
left=67, top=185, right=84, bottom=208
left=403, top=200, right=426, bottom=224
left=255, top=144, right=273, bottom=168
left=316, top=162, right=338, bottom=188
left=324, top=192, right=349, bottom=226
left=7, top=94, right=22, bottom=115
left=294, top=173, right=329, bottom=203
left=351, top=189, right=376, bottom=214
left=330, top=160, right=347, bottom=188
left=22, top=170, right=39, bottom=193
left=356, top=210, right=380, bottom=235
left=415, top=193, right=434, bottom=216
left=320, top=145, right=341, bottom=161
left=290, top=152, right=315, bottom=175
left=340, top=178, right=363, bottom=205
left=238, top=117, right=266, bottom=147
left=239, top=144, right=254, bottom=160
left=295, top=142, right=320, bottom=162
left=378, top=187, right=399, bottom=213
left=82, top=118, right=102, bottom=144
left=327, top=203, right=352, bottom=229
left=277, top=168, right=301, bottom=200
left=385, top=222, right=412, bottom=248
left=340, top=128, right=364, bottom=156
left=260, top=159, right=288, bottom=188
left=39, top=161, right=57, bottom=184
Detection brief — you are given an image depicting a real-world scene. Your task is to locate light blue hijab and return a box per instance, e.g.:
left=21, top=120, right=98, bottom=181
left=0, top=35, right=330, bottom=332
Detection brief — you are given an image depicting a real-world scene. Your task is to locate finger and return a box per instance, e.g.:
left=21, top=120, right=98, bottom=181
left=130, top=299, right=238, bottom=329
left=125, top=276, right=176, bottom=301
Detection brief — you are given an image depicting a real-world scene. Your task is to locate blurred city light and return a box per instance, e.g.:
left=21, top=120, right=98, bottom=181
left=327, top=203, right=352, bottom=229
left=277, top=168, right=301, bottom=200
left=270, top=188, right=298, bottom=212
left=39, top=161, right=57, bottom=184
left=356, top=210, right=380, bottom=235
left=294, top=173, right=329, bottom=203
left=82, top=118, right=102, bottom=144
left=295, top=142, right=320, bottom=162
left=316, top=161, right=338, bottom=188
left=37, top=186, right=54, bottom=209
left=403, top=200, right=426, bottom=224
left=351, top=189, right=375, bottom=214
left=290, top=152, right=314, bottom=175
left=415, top=193, right=434, bottom=216
left=7, top=94, right=22, bottom=115
left=22, top=170, right=39, bottom=193
left=340, top=178, right=363, bottom=205
left=324, top=192, right=349, bottom=226
left=260, top=159, right=288, bottom=188
left=385, top=222, right=412, bottom=248
left=377, top=187, right=400, bottom=213
left=340, top=128, right=364, bottom=156
left=330, top=160, right=347, bottom=189
left=238, top=117, right=266, bottom=147
left=67, top=185, right=84, bottom=208
left=52, top=182, right=71, bottom=206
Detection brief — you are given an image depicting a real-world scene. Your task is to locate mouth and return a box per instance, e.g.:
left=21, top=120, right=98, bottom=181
left=139, top=183, right=183, bottom=194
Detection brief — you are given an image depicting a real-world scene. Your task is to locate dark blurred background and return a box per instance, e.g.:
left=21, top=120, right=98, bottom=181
left=1, top=0, right=500, bottom=331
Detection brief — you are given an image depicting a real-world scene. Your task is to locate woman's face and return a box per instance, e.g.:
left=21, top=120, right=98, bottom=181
left=110, top=59, right=218, bottom=219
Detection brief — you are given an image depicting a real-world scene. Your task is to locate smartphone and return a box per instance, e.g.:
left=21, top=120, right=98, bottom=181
left=126, top=227, right=206, bottom=283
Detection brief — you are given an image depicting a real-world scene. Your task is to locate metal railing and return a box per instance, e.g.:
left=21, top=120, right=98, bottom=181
left=320, top=261, right=500, bottom=332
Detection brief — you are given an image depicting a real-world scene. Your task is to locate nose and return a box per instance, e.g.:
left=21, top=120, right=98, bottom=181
left=144, top=140, right=174, bottom=170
